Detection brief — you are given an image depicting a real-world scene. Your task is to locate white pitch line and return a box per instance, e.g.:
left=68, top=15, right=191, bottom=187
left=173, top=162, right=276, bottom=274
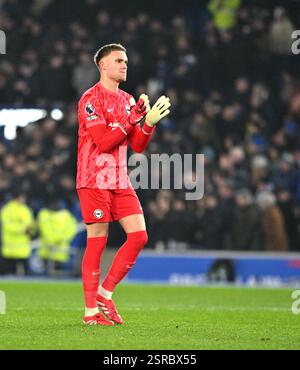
left=13, top=305, right=290, bottom=312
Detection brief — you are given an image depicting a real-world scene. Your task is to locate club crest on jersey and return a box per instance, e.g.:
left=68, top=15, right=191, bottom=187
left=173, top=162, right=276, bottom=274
left=85, top=102, right=95, bottom=115
left=125, top=104, right=130, bottom=115
left=93, top=209, right=103, bottom=219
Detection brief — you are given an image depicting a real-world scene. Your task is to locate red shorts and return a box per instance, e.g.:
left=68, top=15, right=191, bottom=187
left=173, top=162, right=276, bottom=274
left=77, top=188, right=143, bottom=223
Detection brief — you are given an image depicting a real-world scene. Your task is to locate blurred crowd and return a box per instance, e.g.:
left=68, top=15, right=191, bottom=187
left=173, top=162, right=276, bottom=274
left=1, top=0, right=300, bottom=252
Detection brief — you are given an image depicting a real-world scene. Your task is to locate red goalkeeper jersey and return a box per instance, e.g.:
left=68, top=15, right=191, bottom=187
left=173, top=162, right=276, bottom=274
left=76, top=82, right=155, bottom=190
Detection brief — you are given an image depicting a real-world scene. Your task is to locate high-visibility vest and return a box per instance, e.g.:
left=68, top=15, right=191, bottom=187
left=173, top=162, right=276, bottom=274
left=1, top=200, right=35, bottom=259
left=37, top=208, right=77, bottom=263
left=208, top=0, right=241, bottom=31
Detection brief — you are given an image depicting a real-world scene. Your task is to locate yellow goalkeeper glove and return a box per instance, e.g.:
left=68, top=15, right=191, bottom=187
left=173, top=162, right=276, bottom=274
left=145, top=96, right=171, bottom=127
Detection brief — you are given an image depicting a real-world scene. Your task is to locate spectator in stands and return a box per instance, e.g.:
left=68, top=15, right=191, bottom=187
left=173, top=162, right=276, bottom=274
left=250, top=155, right=270, bottom=190
left=72, top=50, right=98, bottom=97
left=256, top=191, right=289, bottom=251
left=164, top=198, right=196, bottom=249
left=147, top=190, right=173, bottom=249
left=217, top=183, right=235, bottom=249
left=273, top=153, right=298, bottom=194
left=200, top=194, right=224, bottom=250
left=269, top=7, right=294, bottom=78
left=230, top=189, right=261, bottom=250
left=276, top=188, right=299, bottom=251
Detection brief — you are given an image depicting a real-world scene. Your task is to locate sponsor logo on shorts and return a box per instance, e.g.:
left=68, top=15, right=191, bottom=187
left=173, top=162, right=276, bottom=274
left=93, top=209, right=104, bottom=219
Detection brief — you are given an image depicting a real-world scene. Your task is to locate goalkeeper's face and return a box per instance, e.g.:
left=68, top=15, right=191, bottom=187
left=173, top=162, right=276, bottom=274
left=101, top=50, right=128, bottom=83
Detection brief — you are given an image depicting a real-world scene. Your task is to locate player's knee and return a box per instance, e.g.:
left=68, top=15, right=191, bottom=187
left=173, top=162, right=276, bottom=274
left=139, top=230, right=148, bottom=247
left=86, top=223, right=109, bottom=238
left=128, top=230, right=148, bottom=250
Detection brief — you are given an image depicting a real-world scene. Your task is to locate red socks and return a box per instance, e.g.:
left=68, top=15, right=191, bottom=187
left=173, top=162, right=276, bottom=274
left=102, top=230, right=148, bottom=292
left=82, top=236, right=107, bottom=308
left=82, top=231, right=148, bottom=306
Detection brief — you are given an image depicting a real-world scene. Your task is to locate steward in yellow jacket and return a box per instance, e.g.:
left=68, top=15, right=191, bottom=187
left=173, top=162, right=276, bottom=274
left=0, top=194, right=35, bottom=274
left=37, top=205, right=77, bottom=265
left=208, top=0, right=241, bottom=31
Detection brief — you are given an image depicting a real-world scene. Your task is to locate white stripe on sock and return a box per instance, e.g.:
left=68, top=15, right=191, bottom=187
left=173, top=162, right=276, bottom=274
left=98, top=286, right=113, bottom=300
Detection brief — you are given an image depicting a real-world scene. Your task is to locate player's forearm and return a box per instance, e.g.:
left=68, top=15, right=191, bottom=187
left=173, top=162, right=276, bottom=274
left=128, top=122, right=155, bottom=153
left=88, top=123, right=133, bottom=153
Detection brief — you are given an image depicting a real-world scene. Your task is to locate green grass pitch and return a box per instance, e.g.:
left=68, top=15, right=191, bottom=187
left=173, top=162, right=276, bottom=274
left=0, top=281, right=299, bottom=350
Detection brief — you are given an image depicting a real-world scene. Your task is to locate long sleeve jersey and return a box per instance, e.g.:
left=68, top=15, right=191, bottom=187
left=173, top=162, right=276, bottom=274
left=76, top=82, right=155, bottom=189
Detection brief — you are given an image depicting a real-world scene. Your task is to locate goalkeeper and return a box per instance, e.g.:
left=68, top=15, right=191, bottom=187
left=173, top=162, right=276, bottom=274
left=76, top=43, right=171, bottom=326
